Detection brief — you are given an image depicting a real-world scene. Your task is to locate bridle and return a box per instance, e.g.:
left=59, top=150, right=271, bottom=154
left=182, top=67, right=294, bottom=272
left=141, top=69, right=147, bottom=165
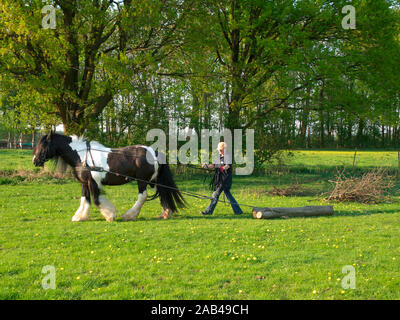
left=35, top=142, right=51, bottom=165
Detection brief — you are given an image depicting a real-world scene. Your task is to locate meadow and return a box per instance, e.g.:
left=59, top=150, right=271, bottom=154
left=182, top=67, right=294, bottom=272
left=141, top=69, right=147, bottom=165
left=0, top=149, right=399, bottom=300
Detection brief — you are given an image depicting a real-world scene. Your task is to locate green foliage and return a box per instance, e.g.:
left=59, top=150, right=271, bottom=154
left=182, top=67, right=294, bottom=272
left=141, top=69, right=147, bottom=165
left=0, top=0, right=187, bottom=135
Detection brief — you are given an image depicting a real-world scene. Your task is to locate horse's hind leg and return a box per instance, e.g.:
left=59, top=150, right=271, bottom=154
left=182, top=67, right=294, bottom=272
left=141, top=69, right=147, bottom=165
left=122, top=182, right=147, bottom=221
left=158, top=208, right=171, bottom=220
left=72, top=184, right=91, bottom=222
left=89, top=178, right=116, bottom=222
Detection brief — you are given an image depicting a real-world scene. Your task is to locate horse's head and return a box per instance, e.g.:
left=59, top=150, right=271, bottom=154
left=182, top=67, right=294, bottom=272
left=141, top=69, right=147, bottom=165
left=33, top=132, right=57, bottom=167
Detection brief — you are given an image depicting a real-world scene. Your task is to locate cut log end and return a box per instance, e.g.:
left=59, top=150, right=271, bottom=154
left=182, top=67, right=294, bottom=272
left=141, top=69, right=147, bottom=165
left=252, top=210, right=264, bottom=219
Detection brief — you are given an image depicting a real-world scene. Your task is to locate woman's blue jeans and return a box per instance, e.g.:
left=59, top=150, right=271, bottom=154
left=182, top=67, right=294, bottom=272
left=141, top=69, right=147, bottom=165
left=204, top=186, right=243, bottom=215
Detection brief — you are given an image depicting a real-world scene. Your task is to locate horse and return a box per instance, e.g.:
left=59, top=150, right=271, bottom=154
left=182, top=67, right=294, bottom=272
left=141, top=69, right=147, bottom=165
left=32, top=132, right=185, bottom=222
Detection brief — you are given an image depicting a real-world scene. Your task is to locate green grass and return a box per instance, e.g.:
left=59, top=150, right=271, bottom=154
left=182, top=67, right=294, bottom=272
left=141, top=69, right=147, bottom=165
left=0, top=149, right=35, bottom=171
left=0, top=149, right=399, bottom=300
left=286, top=150, right=399, bottom=170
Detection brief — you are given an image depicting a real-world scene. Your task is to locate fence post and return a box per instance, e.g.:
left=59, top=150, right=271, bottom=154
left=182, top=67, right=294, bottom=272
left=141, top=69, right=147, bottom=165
left=398, top=151, right=400, bottom=179
left=352, top=147, right=357, bottom=170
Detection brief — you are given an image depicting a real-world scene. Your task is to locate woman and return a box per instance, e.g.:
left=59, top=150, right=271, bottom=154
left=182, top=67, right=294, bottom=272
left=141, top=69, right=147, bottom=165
left=201, top=142, right=243, bottom=215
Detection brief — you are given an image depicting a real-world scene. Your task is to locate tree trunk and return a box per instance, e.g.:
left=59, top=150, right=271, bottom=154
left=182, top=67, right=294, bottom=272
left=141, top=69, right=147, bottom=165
left=356, top=118, right=364, bottom=147
left=319, top=86, right=325, bottom=148
left=227, top=101, right=241, bottom=131
left=252, top=206, right=334, bottom=219
left=31, top=130, right=35, bottom=149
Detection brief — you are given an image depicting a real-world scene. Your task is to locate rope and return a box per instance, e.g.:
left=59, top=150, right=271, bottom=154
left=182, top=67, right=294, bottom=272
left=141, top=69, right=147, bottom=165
left=62, top=143, right=261, bottom=209
left=85, top=166, right=214, bottom=201
left=89, top=166, right=258, bottom=209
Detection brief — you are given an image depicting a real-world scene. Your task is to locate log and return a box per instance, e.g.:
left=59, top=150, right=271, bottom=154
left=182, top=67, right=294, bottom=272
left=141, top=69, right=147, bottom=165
left=252, top=206, right=334, bottom=219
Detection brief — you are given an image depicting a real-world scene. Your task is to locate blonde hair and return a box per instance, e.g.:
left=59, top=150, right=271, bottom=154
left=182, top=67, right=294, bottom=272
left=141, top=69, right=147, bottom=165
left=217, top=142, right=227, bottom=151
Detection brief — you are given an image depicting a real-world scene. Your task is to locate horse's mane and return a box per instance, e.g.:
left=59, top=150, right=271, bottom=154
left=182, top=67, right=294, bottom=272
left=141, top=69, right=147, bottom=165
left=50, top=134, right=84, bottom=176
left=53, top=155, right=70, bottom=176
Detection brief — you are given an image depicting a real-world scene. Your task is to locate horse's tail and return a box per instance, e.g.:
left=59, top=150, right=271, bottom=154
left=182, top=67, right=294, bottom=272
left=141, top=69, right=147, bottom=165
left=151, top=157, right=185, bottom=213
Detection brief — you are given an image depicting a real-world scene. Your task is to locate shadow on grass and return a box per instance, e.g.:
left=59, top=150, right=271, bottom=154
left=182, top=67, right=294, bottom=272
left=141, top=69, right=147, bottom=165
left=55, top=207, right=399, bottom=224
left=140, top=205, right=400, bottom=222
left=334, top=208, right=400, bottom=217
left=112, top=213, right=254, bottom=222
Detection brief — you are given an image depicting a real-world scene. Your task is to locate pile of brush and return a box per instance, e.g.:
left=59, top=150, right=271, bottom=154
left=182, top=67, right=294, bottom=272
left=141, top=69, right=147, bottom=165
left=325, top=168, right=394, bottom=204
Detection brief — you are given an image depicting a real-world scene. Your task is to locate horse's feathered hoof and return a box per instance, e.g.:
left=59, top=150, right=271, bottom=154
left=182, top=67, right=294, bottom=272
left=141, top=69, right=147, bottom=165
left=158, top=208, right=171, bottom=220
left=72, top=215, right=89, bottom=222
left=121, top=213, right=138, bottom=221
left=98, top=196, right=116, bottom=222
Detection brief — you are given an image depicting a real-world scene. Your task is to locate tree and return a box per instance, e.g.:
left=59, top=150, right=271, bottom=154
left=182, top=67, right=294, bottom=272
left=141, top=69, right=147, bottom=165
left=182, top=0, right=400, bottom=133
left=0, top=0, right=186, bottom=135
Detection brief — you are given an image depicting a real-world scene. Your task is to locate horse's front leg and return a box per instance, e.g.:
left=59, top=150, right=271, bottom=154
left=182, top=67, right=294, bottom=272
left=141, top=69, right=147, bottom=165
left=72, top=184, right=91, bottom=222
left=89, top=178, right=116, bottom=222
left=122, top=182, right=147, bottom=221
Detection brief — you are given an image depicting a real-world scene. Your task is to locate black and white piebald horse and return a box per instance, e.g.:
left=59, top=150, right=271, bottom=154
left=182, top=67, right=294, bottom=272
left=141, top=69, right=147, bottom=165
left=32, top=132, right=185, bottom=222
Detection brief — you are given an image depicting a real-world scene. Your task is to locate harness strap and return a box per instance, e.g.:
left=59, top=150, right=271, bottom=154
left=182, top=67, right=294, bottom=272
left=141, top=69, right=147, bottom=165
left=85, top=141, right=103, bottom=172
